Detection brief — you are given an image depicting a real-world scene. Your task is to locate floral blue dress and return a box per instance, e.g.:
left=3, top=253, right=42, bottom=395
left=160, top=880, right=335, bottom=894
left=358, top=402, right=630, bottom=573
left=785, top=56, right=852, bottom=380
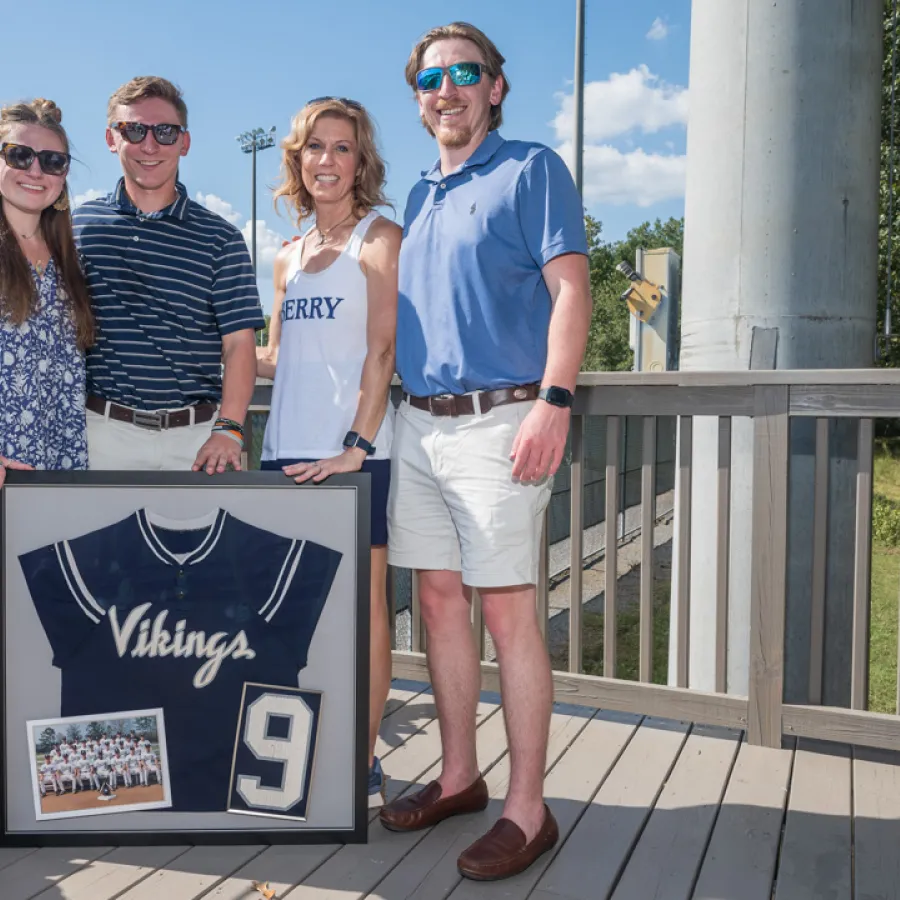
left=0, top=261, right=88, bottom=470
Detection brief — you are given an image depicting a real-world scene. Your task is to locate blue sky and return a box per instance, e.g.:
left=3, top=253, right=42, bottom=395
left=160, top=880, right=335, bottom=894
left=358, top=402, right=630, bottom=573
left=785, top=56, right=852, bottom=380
left=3, top=0, right=691, bottom=310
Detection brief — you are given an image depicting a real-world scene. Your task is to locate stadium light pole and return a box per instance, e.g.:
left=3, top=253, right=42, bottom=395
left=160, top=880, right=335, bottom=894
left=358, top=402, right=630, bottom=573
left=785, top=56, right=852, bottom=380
left=573, top=0, right=585, bottom=197
left=236, top=126, right=277, bottom=272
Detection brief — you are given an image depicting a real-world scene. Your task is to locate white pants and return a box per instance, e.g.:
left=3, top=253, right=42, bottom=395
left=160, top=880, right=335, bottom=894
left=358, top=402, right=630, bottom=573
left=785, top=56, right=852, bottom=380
left=87, top=407, right=215, bottom=471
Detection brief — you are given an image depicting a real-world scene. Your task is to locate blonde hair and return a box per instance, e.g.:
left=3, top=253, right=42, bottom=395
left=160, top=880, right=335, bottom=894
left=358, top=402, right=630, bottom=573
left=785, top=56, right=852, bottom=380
left=0, top=98, right=94, bottom=349
left=273, top=99, right=390, bottom=224
left=404, top=22, right=510, bottom=135
left=107, top=76, right=188, bottom=127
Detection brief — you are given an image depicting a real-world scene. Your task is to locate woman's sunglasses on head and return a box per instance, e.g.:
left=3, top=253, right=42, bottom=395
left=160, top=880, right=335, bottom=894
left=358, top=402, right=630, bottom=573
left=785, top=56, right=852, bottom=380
left=112, top=121, right=185, bottom=146
left=0, top=143, right=70, bottom=176
left=308, top=97, right=364, bottom=110
left=415, top=62, right=484, bottom=93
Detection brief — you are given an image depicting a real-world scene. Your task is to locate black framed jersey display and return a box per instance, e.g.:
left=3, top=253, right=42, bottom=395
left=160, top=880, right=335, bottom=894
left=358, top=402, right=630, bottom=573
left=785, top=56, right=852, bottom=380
left=0, top=472, right=370, bottom=846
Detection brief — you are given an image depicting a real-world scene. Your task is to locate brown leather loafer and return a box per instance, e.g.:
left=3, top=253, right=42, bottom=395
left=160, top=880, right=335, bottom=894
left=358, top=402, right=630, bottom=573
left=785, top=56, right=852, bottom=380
left=379, top=775, right=489, bottom=832
left=457, top=804, right=559, bottom=881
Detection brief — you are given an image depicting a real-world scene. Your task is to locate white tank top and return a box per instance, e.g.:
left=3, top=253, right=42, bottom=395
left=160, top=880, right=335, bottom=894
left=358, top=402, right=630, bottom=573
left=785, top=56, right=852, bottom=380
left=262, top=211, right=393, bottom=461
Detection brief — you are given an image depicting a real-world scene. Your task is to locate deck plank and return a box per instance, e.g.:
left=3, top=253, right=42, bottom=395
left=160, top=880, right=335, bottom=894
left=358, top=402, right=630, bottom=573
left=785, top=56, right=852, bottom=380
left=32, top=845, right=190, bottom=900
left=376, top=685, right=438, bottom=763
left=446, top=709, right=643, bottom=900
left=115, top=845, right=265, bottom=900
left=854, top=745, right=900, bottom=900
left=692, top=740, right=793, bottom=900
left=0, top=846, right=111, bottom=900
left=0, top=848, right=39, bottom=872
left=282, top=698, right=509, bottom=899
left=774, top=740, right=851, bottom=900
left=382, top=680, right=429, bottom=719
left=530, top=716, right=690, bottom=900
left=611, top=725, right=741, bottom=900
left=369, top=707, right=597, bottom=900
left=199, top=844, right=338, bottom=900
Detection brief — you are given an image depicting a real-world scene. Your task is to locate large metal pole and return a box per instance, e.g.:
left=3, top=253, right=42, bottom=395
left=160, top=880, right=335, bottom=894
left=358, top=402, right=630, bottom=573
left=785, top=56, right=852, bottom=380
left=251, top=140, right=257, bottom=274
left=573, top=0, right=585, bottom=196
left=674, top=0, right=883, bottom=701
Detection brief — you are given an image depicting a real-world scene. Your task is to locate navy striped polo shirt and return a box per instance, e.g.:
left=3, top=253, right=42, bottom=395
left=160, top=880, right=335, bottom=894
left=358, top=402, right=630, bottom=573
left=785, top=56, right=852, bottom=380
left=73, top=179, right=265, bottom=411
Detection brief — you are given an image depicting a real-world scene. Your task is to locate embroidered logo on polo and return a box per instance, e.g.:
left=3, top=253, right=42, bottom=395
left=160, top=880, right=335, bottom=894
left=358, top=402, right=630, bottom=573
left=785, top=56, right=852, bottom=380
left=281, top=297, right=344, bottom=321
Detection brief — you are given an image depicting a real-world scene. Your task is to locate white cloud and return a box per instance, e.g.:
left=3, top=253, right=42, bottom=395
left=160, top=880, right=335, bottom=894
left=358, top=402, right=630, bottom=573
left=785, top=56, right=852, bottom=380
left=646, top=17, right=669, bottom=41
left=553, top=65, right=688, bottom=143
left=557, top=141, right=686, bottom=207
left=195, top=191, right=287, bottom=277
left=241, top=219, right=288, bottom=273
left=73, top=188, right=104, bottom=207
left=195, top=191, right=241, bottom=225
left=552, top=65, right=688, bottom=206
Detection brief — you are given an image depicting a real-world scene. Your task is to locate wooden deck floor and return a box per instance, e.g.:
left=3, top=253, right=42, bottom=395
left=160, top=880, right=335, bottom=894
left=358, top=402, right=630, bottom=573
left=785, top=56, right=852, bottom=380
left=2, top=679, right=900, bottom=900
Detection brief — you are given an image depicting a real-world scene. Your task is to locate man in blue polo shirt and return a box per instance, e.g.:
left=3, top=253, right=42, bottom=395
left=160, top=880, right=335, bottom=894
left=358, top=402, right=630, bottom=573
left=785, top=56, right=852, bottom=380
left=73, top=76, right=264, bottom=473
left=382, top=22, right=592, bottom=881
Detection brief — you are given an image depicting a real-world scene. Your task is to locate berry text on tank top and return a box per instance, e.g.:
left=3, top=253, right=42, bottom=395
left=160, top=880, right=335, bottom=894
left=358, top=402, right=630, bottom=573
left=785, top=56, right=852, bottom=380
left=281, top=297, right=344, bottom=321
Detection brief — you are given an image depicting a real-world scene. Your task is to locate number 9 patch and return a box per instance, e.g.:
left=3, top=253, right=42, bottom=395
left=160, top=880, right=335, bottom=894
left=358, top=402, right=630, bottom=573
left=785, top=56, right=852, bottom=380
left=227, top=683, right=322, bottom=820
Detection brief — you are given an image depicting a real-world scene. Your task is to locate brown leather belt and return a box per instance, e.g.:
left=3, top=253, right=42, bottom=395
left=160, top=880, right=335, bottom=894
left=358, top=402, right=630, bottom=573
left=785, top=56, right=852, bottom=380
left=86, top=395, right=217, bottom=430
left=403, top=383, right=540, bottom=417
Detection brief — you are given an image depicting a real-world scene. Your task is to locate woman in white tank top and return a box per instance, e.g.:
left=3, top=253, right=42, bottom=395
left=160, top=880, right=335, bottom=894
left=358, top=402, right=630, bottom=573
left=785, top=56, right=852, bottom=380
left=256, top=98, right=400, bottom=807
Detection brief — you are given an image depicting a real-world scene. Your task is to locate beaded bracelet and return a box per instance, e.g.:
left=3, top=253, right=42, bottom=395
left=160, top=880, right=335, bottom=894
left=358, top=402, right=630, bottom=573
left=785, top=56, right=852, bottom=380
left=214, top=417, right=244, bottom=436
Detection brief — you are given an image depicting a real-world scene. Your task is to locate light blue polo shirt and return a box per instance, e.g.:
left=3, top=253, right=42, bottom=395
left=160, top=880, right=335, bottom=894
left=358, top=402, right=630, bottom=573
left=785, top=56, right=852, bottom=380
left=397, top=131, right=587, bottom=397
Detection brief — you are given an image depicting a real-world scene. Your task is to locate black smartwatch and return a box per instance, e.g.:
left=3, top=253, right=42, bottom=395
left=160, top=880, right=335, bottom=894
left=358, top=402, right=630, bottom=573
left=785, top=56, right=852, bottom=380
left=343, top=431, right=376, bottom=456
left=538, top=386, right=575, bottom=409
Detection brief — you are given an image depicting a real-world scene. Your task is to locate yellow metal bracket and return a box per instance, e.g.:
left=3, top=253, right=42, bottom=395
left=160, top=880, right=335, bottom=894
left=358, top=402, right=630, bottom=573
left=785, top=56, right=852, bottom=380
left=616, top=262, right=663, bottom=322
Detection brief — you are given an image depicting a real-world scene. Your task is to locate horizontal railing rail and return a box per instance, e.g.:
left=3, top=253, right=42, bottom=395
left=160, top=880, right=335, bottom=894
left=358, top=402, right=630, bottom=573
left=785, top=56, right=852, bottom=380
left=249, top=370, right=900, bottom=751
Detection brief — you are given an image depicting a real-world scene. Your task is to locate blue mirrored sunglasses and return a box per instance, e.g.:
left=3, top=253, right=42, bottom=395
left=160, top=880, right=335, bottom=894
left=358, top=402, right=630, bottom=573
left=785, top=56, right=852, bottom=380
left=415, top=62, right=483, bottom=93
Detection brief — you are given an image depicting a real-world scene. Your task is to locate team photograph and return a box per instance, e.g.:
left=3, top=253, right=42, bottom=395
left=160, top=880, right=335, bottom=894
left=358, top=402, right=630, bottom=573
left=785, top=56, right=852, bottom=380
left=27, top=709, right=171, bottom=820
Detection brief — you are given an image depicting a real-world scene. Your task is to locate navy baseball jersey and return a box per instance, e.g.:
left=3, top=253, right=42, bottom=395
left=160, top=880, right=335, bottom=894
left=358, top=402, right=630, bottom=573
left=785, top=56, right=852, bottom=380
left=19, top=508, right=342, bottom=812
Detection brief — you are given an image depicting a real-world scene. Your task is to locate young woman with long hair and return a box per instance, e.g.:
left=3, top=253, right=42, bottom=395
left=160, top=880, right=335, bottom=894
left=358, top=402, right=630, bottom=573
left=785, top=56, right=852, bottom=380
left=0, top=98, right=93, bottom=487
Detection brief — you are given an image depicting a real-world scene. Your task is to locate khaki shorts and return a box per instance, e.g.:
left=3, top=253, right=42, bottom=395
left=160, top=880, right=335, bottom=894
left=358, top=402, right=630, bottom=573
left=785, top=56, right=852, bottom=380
left=87, top=406, right=216, bottom=471
left=387, top=398, right=552, bottom=588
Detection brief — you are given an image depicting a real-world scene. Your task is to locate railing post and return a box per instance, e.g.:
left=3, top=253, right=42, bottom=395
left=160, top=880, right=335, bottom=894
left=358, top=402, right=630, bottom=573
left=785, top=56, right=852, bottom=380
left=748, top=385, right=790, bottom=747
left=569, top=415, right=585, bottom=674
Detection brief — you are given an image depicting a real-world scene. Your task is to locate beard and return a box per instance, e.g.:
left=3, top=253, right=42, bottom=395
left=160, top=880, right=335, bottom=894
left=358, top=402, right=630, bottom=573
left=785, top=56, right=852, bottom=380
left=436, top=121, right=473, bottom=148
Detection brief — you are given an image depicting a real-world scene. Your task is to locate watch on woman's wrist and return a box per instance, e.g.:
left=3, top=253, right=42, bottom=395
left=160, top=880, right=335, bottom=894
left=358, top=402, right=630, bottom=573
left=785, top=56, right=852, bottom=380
left=343, top=431, right=376, bottom=456
left=538, top=386, right=574, bottom=408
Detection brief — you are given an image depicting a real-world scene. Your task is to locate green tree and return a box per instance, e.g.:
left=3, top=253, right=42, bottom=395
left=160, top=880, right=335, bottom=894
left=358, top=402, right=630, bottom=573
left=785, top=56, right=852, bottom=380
left=880, top=0, right=900, bottom=367
left=37, top=726, right=57, bottom=754
left=134, top=716, right=157, bottom=740
left=582, top=215, right=684, bottom=372
left=86, top=721, right=107, bottom=741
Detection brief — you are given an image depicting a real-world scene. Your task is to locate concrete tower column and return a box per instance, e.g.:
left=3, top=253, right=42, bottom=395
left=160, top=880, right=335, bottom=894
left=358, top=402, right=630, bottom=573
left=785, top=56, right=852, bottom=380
left=674, top=0, right=883, bottom=700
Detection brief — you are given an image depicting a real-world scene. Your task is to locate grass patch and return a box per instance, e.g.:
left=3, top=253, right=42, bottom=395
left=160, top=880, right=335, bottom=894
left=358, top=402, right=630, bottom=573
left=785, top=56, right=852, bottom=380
left=552, top=580, right=671, bottom=683
left=870, top=544, right=899, bottom=713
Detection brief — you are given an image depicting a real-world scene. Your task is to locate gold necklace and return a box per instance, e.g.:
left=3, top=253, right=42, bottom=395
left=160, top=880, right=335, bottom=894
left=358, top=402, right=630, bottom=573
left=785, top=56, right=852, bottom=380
left=19, top=226, right=41, bottom=241
left=314, top=212, right=355, bottom=247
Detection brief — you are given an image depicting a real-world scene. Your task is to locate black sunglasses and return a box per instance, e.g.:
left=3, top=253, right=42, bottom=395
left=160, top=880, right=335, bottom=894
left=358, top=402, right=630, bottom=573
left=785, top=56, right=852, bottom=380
left=113, top=121, right=185, bottom=146
left=415, top=62, right=484, bottom=92
left=308, top=96, right=363, bottom=110
left=0, top=142, right=70, bottom=176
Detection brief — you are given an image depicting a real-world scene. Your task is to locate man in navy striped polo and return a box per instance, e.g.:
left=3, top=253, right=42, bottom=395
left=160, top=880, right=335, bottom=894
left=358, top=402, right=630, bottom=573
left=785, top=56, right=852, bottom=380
left=73, top=76, right=264, bottom=473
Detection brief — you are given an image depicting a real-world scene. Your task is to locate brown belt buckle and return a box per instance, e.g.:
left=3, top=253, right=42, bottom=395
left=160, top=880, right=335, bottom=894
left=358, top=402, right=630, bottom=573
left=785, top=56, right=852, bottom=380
left=429, top=394, right=458, bottom=417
